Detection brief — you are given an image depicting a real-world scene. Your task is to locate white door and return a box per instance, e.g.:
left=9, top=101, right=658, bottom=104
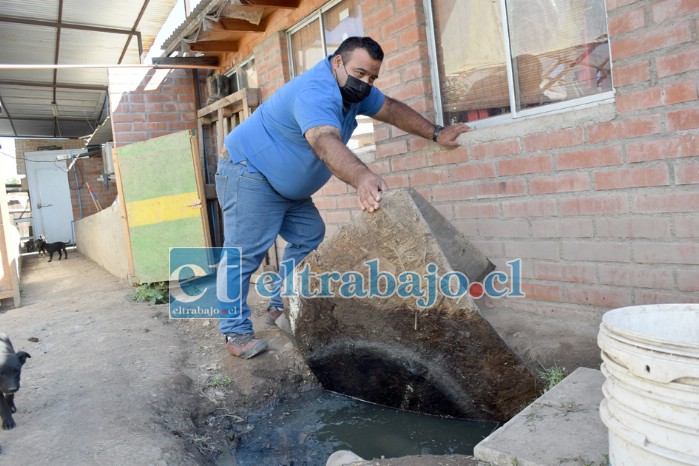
left=25, top=149, right=83, bottom=242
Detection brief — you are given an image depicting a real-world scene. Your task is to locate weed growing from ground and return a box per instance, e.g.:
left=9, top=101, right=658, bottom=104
left=132, top=282, right=169, bottom=305
left=537, top=363, right=567, bottom=392
left=557, top=454, right=610, bottom=465
left=207, top=374, right=233, bottom=388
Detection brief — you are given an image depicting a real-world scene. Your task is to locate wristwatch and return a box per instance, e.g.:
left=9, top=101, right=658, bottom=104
left=432, top=125, right=443, bottom=142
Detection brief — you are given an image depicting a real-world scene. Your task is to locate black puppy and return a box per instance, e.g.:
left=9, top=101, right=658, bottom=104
left=0, top=333, right=31, bottom=430
left=24, top=238, right=36, bottom=254
left=37, top=237, right=71, bottom=262
left=36, top=236, right=47, bottom=258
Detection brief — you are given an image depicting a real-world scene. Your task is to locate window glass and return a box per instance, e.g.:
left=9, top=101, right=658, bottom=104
left=229, top=71, right=239, bottom=93
left=433, top=0, right=509, bottom=124
left=290, top=18, right=323, bottom=75
left=323, top=0, right=363, bottom=52
left=507, top=0, right=612, bottom=110
left=239, top=58, right=257, bottom=89
left=432, top=0, right=612, bottom=124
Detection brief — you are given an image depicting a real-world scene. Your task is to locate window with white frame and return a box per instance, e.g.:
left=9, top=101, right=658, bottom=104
left=227, top=56, right=258, bottom=93
left=288, top=0, right=376, bottom=151
left=427, top=0, right=613, bottom=126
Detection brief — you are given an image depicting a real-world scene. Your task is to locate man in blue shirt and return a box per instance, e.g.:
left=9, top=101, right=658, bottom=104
left=218, top=36, right=470, bottom=358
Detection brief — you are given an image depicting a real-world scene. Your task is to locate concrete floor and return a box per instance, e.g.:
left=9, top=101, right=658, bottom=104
left=475, top=367, right=609, bottom=466
left=478, top=298, right=604, bottom=373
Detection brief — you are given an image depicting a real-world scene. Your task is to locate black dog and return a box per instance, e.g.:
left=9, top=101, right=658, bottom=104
left=24, top=238, right=36, bottom=254
left=37, top=237, right=72, bottom=262
left=0, top=333, right=31, bottom=430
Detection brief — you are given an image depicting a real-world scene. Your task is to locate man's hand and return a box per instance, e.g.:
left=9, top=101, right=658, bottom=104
left=436, top=122, right=472, bottom=148
left=356, top=171, right=388, bottom=212
left=306, top=125, right=388, bottom=212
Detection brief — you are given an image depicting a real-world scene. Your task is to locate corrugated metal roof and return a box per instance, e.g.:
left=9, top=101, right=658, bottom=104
left=0, top=0, right=59, bottom=22
left=0, top=0, right=179, bottom=139
left=161, top=0, right=222, bottom=54
left=160, top=0, right=296, bottom=57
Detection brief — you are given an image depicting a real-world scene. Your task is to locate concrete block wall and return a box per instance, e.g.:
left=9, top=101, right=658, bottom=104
left=309, top=0, right=699, bottom=313
left=14, top=138, right=84, bottom=175
left=108, top=67, right=198, bottom=147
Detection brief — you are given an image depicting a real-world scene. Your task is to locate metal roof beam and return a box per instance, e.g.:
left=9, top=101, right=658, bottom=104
left=0, top=80, right=108, bottom=91
left=0, top=95, right=18, bottom=136
left=119, top=0, right=150, bottom=63
left=0, top=116, right=100, bottom=123
left=52, top=0, right=64, bottom=105
left=0, top=15, right=140, bottom=37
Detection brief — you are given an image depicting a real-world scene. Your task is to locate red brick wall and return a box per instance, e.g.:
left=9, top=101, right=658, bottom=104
left=108, top=68, right=197, bottom=147
left=66, top=156, right=119, bottom=220
left=14, top=138, right=84, bottom=175
left=309, top=0, right=699, bottom=313
left=254, top=32, right=291, bottom=101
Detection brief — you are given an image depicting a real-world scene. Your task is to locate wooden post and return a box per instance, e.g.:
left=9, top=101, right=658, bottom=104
left=0, top=183, right=21, bottom=307
left=111, top=146, right=137, bottom=284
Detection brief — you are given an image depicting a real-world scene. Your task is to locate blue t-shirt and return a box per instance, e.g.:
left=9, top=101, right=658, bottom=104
left=224, top=56, right=385, bottom=200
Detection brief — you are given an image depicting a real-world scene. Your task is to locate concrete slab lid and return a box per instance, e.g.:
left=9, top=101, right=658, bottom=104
left=289, top=188, right=542, bottom=421
left=474, top=367, right=609, bottom=466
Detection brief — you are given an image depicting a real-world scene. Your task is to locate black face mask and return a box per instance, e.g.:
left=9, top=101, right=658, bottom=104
left=339, top=63, right=372, bottom=104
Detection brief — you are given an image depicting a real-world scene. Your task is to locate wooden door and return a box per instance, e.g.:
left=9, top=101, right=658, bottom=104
left=115, top=130, right=210, bottom=283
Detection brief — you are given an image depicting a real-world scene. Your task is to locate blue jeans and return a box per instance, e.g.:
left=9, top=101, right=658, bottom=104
left=215, top=158, right=325, bottom=335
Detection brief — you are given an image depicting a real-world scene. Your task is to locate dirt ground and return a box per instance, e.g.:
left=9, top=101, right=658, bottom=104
left=0, top=251, right=602, bottom=465
left=0, top=252, right=319, bottom=465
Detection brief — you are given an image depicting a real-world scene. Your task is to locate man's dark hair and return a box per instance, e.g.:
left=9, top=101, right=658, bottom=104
left=332, top=37, right=384, bottom=62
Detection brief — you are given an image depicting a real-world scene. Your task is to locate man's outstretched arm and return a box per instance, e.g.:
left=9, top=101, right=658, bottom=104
left=305, top=125, right=388, bottom=213
left=372, top=96, right=471, bottom=147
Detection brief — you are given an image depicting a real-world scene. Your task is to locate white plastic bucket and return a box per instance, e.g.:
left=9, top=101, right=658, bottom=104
left=598, top=304, right=699, bottom=466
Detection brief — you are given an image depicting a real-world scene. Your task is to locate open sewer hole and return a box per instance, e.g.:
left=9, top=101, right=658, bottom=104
left=234, top=389, right=499, bottom=465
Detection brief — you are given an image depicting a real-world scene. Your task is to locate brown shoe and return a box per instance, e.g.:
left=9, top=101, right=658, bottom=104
left=266, top=305, right=285, bottom=326
left=225, top=333, right=268, bottom=359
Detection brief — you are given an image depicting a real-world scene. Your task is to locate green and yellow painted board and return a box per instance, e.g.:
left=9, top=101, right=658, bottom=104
left=115, top=130, right=210, bottom=283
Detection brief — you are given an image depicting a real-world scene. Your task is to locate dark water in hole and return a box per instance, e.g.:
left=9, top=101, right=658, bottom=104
left=235, top=390, right=499, bottom=465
